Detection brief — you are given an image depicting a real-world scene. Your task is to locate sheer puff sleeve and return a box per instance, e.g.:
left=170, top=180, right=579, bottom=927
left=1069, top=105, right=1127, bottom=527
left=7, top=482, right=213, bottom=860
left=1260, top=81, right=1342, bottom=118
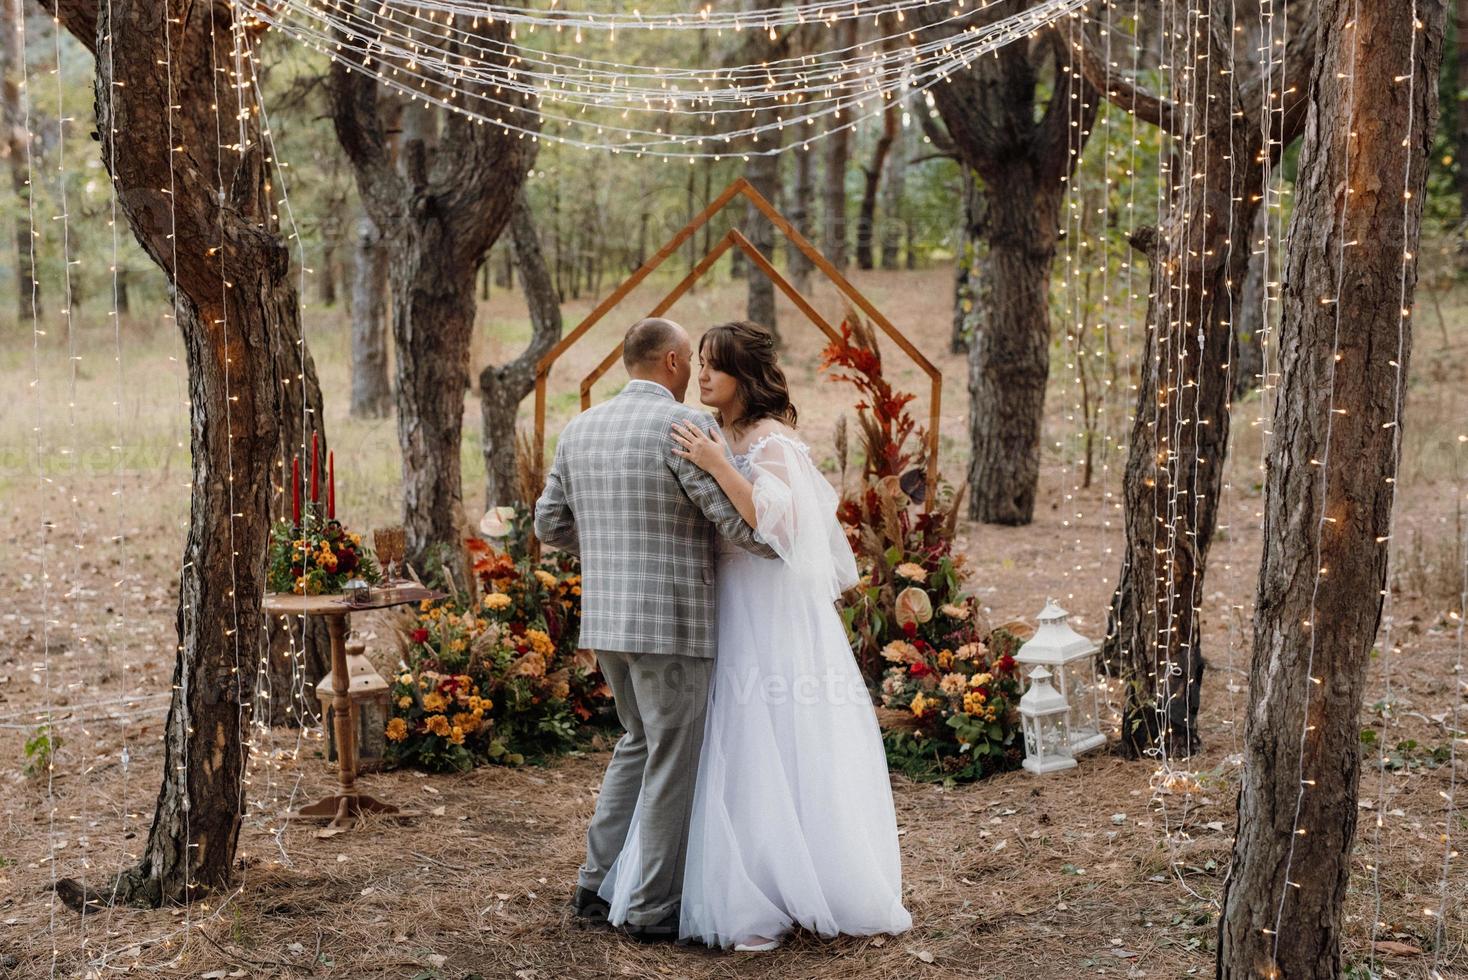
left=745, top=432, right=860, bottom=601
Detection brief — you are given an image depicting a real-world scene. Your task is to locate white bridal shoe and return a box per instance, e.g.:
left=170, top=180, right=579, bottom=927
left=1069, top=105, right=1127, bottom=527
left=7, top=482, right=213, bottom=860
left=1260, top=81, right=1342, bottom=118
left=733, top=936, right=781, bottom=952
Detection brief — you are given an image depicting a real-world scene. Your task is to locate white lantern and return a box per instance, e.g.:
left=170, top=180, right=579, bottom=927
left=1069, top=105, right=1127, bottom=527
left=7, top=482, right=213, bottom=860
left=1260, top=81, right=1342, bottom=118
left=1019, top=666, right=1076, bottom=774
left=1017, top=599, right=1106, bottom=754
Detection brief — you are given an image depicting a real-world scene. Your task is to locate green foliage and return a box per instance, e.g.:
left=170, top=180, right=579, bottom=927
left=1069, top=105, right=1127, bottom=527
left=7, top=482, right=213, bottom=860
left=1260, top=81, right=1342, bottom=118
left=23, top=724, right=60, bottom=779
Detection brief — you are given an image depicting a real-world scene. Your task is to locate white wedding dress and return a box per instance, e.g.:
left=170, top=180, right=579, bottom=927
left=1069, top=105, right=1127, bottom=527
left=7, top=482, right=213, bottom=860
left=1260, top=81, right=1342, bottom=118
left=598, top=431, right=912, bottom=948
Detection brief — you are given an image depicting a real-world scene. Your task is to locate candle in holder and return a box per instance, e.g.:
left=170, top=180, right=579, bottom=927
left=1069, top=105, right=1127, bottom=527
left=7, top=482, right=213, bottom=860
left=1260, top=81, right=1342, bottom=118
left=291, top=456, right=301, bottom=526
left=328, top=451, right=336, bottom=520
left=310, top=431, right=320, bottom=506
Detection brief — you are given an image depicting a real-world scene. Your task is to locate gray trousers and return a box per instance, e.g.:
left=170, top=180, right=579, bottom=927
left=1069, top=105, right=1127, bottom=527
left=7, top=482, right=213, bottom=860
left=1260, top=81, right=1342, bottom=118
left=577, top=649, right=713, bottom=926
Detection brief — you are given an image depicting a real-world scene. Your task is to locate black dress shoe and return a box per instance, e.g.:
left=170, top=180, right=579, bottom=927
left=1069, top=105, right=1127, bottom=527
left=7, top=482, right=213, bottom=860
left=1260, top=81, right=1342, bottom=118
left=619, top=909, right=682, bottom=944
left=571, top=885, right=610, bottom=923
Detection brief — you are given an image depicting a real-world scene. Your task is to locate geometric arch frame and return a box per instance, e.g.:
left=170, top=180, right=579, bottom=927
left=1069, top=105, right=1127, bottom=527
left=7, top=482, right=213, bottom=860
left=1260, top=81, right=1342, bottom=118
left=532, top=177, right=943, bottom=501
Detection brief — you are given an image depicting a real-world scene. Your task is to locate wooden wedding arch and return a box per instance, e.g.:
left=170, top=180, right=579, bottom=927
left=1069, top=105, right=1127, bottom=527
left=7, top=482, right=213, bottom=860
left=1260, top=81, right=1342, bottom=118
left=532, top=177, right=943, bottom=499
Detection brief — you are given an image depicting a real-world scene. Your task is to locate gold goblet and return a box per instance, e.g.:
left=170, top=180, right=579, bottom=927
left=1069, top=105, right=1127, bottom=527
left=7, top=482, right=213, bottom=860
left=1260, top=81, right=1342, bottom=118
left=373, top=525, right=406, bottom=584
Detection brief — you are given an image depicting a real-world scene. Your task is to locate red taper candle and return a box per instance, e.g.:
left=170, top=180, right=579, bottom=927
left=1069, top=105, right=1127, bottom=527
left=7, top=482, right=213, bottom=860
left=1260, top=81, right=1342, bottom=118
left=327, top=450, right=336, bottom=520
left=291, top=456, right=301, bottom=526
left=309, top=430, right=319, bottom=504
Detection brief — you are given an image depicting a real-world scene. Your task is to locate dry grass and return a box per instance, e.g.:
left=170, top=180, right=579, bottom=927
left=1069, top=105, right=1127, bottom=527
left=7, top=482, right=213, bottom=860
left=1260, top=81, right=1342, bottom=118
left=0, top=265, right=1465, bottom=978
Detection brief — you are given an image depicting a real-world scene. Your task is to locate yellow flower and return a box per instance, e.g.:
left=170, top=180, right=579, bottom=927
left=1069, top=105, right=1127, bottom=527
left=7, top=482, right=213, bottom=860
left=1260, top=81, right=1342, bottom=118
left=513, top=651, right=547, bottom=678
left=449, top=726, right=466, bottom=745
left=939, top=672, right=967, bottom=696
left=910, top=692, right=932, bottom=718
left=969, top=672, right=993, bottom=689
left=425, top=714, right=451, bottom=737
left=963, top=691, right=988, bottom=715
left=451, top=712, right=480, bottom=735
left=349, top=532, right=362, bottom=546
left=534, top=569, right=558, bottom=589
left=482, top=593, right=512, bottom=611
left=398, top=672, right=413, bottom=685
left=422, top=691, right=448, bottom=712
left=526, top=628, right=554, bottom=657
left=397, top=695, right=412, bottom=709
left=936, top=649, right=954, bottom=669
left=385, top=718, right=408, bottom=742
left=895, top=562, right=927, bottom=582
left=449, top=638, right=467, bottom=653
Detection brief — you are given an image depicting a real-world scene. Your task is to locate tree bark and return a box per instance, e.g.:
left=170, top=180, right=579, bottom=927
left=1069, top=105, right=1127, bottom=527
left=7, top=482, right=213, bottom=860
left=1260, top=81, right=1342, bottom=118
left=952, top=165, right=985, bottom=355
left=789, top=143, right=815, bottom=291
left=744, top=140, right=781, bottom=335
left=329, top=13, right=537, bottom=580
left=965, top=163, right=1065, bottom=525
left=1456, top=0, right=1468, bottom=226
left=349, top=206, right=391, bottom=418
left=1098, top=3, right=1316, bottom=756
left=46, top=0, right=322, bottom=905
left=910, top=5, right=1098, bottom=525
left=822, top=20, right=856, bottom=270
left=2, top=0, right=38, bottom=321
left=1218, top=2, right=1443, bottom=974
left=1233, top=206, right=1269, bottom=399
left=856, top=104, right=898, bottom=270
left=880, top=109, right=909, bottom=271
left=480, top=191, right=562, bottom=509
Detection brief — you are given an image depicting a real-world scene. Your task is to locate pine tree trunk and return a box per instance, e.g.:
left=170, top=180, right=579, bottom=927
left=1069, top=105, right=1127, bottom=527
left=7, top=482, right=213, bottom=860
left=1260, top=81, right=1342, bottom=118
left=1218, top=3, right=1443, bottom=974
left=1232, top=206, right=1268, bottom=399
left=480, top=192, right=561, bottom=509
left=965, top=166, right=1061, bottom=525
left=47, top=0, right=318, bottom=905
left=2, top=0, right=38, bottom=322
left=1097, top=2, right=1317, bottom=756
left=744, top=137, right=781, bottom=337
left=1456, top=0, right=1468, bottom=227
left=329, top=14, right=537, bottom=580
left=822, top=24, right=855, bottom=271
left=856, top=105, right=898, bottom=270
left=789, top=146, right=815, bottom=291
left=880, top=111, right=909, bottom=271
left=349, top=208, right=391, bottom=419
left=952, top=166, right=985, bottom=355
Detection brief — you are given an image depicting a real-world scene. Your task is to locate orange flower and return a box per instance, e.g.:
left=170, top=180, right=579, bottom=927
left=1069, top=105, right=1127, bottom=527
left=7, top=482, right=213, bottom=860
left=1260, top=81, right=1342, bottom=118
left=385, top=718, right=408, bottom=742
left=425, top=714, right=451, bottom=737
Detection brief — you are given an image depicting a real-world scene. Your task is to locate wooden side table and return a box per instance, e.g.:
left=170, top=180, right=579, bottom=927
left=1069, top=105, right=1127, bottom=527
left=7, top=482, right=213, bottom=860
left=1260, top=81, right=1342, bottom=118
left=264, top=583, right=444, bottom=830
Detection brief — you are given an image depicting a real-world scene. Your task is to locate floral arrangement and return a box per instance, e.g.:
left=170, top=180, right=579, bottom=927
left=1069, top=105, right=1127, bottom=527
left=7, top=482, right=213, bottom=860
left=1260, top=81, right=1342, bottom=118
left=265, top=433, right=381, bottom=595
left=877, top=620, right=1027, bottom=782
left=383, top=505, right=613, bottom=772
left=823, top=313, right=1025, bottom=782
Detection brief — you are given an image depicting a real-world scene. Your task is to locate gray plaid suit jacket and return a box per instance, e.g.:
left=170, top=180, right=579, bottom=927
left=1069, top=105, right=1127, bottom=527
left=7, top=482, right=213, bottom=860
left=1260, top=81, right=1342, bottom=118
left=534, top=380, right=776, bottom=659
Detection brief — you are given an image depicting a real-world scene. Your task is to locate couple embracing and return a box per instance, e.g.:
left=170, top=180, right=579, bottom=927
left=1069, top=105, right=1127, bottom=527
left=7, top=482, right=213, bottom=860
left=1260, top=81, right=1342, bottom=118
left=534, top=317, right=911, bottom=951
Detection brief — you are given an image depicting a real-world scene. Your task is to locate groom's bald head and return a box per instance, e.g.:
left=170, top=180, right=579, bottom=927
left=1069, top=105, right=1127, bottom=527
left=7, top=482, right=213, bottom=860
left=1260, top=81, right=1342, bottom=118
left=624, top=317, right=693, bottom=401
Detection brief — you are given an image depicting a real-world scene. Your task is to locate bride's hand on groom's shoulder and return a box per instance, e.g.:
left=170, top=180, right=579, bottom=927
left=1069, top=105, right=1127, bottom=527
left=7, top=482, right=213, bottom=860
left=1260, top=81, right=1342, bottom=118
left=671, top=419, right=729, bottom=473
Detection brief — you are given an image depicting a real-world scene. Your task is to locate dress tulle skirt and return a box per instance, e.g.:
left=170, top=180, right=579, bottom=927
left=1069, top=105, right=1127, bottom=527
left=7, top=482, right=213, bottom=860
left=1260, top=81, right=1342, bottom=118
left=600, top=549, right=912, bottom=947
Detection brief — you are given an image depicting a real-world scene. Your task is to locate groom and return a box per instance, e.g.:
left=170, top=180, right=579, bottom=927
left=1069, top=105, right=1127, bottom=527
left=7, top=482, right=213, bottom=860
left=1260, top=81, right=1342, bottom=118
left=534, top=317, right=774, bottom=942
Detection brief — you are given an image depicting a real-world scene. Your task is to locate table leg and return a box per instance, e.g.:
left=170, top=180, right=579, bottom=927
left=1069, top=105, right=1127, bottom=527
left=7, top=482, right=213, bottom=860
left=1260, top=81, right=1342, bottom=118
left=286, top=610, right=404, bottom=829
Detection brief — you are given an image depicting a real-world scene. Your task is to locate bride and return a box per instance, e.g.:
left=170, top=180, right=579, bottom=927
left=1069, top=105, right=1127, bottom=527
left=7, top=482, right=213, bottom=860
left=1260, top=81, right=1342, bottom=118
left=597, top=319, right=912, bottom=951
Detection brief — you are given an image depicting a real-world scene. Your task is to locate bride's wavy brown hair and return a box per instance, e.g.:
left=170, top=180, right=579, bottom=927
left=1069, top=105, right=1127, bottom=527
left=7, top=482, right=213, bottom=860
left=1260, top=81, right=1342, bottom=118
left=699, top=320, right=798, bottom=435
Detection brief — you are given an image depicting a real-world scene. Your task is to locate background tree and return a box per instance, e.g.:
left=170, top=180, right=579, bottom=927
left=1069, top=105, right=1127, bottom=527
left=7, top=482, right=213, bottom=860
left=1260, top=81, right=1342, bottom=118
left=1078, top=1, right=1315, bottom=755
left=1218, top=1, right=1444, bottom=973
left=2, top=0, right=38, bottom=320
left=45, top=0, right=326, bottom=905
left=910, top=1, right=1098, bottom=526
left=329, top=11, right=537, bottom=580
left=821, top=18, right=856, bottom=270
left=479, top=191, right=562, bottom=508
left=855, top=103, right=898, bottom=270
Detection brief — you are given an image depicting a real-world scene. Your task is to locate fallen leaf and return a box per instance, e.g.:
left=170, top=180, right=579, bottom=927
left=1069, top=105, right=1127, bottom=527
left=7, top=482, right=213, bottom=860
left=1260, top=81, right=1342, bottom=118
left=909, top=949, right=935, bottom=964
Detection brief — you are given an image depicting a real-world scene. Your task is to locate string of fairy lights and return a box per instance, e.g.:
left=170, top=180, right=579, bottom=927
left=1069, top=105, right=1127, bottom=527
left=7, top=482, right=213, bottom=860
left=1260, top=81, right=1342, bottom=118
left=9, top=0, right=1461, bottom=972
left=240, top=0, right=1091, bottom=157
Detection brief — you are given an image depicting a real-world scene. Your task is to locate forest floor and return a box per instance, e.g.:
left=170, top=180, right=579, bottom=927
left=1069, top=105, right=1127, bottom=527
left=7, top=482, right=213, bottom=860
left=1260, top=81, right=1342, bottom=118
left=0, top=265, right=1465, bottom=979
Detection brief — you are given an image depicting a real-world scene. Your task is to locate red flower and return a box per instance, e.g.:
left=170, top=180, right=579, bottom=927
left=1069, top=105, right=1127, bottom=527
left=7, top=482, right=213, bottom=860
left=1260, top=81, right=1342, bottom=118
left=411, top=628, right=429, bottom=644
left=908, top=662, right=931, bottom=678
left=997, top=654, right=1017, bottom=673
left=913, top=638, right=929, bottom=652
left=902, top=621, right=918, bottom=639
